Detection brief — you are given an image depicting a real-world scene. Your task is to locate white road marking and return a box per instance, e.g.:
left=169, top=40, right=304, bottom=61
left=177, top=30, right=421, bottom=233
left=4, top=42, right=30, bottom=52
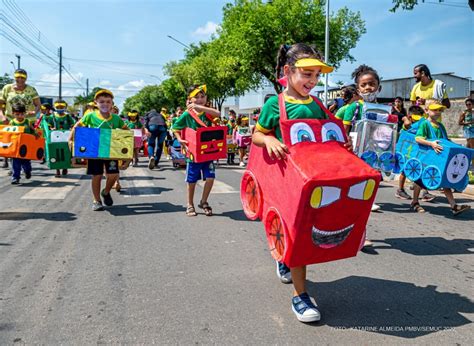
left=21, top=176, right=81, bottom=200
left=120, top=167, right=158, bottom=197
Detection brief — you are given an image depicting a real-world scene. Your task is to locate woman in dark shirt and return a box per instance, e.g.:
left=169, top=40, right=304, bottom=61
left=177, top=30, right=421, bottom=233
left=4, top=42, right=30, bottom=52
left=392, top=96, right=409, bottom=133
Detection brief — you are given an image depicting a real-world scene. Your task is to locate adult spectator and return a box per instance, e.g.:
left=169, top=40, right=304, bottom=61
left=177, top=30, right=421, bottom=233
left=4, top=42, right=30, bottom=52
left=0, top=68, right=41, bottom=123
left=459, top=98, right=474, bottom=151
left=391, top=96, right=410, bottom=133
left=0, top=68, right=41, bottom=169
left=144, top=108, right=168, bottom=170
left=410, top=64, right=450, bottom=109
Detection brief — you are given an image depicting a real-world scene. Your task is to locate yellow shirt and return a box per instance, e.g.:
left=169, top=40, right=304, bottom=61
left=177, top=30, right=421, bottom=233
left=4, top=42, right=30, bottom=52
left=410, top=80, right=448, bottom=102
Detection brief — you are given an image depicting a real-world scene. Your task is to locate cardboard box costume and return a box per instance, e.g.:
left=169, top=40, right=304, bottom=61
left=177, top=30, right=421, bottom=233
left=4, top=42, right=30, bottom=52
left=240, top=95, right=381, bottom=267
left=0, top=125, right=44, bottom=160
left=396, top=121, right=474, bottom=191
left=352, top=103, right=398, bottom=174
left=73, top=127, right=133, bottom=160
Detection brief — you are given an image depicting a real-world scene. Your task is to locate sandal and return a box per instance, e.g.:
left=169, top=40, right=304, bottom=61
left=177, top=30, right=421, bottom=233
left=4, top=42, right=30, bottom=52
left=451, top=204, right=471, bottom=216
left=410, top=202, right=425, bottom=213
left=186, top=205, right=197, bottom=217
left=198, top=201, right=213, bottom=216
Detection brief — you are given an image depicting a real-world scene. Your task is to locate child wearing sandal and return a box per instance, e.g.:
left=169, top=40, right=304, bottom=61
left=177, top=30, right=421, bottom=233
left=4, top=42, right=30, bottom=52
left=253, top=43, right=353, bottom=323
left=411, top=101, right=471, bottom=216
left=171, top=84, right=221, bottom=217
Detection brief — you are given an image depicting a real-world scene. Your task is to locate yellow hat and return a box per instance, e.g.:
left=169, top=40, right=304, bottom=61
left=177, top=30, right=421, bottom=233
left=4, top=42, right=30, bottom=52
left=128, top=111, right=138, bottom=117
left=294, top=58, right=334, bottom=73
left=14, top=72, right=27, bottom=79
left=241, top=117, right=249, bottom=121
left=54, top=100, right=67, bottom=107
left=94, top=89, right=114, bottom=99
left=428, top=103, right=446, bottom=111
left=189, top=85, right=207, bottom=98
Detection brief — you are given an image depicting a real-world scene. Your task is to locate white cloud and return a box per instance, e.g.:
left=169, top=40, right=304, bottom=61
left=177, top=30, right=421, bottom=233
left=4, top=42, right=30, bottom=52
left=37, top=72, right=84, bottom=85
left=191, top=21, right=219, bottom=38
left=117, top=80, right=146, bottom=90
left=99, top=80, right=111, bottom=86
left=405, top=33, right=425, bottom=47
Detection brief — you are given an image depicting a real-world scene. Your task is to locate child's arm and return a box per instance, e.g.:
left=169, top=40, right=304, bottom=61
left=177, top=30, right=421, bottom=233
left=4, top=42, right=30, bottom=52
left=252, top=130, right=289, bottom=160
left=187, top=103, right=220, bottom=118
left=415, top=137, right=443, bottom=153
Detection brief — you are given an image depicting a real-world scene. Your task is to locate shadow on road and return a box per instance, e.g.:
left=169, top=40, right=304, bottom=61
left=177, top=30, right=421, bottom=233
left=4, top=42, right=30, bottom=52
left=307, top=276, right=474, bottom=338
left=371, top=237, right=474, bottom=256
left=120, top=187, right=173, bottom=196
left=216, top=209, right=255, bottom=221
left=0, top=243, right=13, bottom=246
left=379, top=202, right=473, bottom=220
left=106, top=202, right=186, bottom=216
left=118, top=176, right=165, bottom=181
left=0, top=212, right=76, bottom=222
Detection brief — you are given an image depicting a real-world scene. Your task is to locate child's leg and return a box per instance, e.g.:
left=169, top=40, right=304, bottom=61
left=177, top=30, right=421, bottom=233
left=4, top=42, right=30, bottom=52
left=399, top=172, right=406, bottom=190
left=290, top=265, right=307, bottom=296
left=187, top=182, right=196, bottom=206
left=412, top=184, right=422, bottom=204
left=11, top=158, right=21, bottom=180
left=442, top=188, right=456, bottom=208
left=201, top=178, right=214, bottom=203
left=91, top=175, right=102, bottom=201
left=104, top=173, right=119, bottom=194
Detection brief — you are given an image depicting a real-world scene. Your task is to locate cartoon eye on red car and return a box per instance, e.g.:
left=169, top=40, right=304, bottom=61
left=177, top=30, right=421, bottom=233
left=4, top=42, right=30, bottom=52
left=240, top=95, right=382, bottom=267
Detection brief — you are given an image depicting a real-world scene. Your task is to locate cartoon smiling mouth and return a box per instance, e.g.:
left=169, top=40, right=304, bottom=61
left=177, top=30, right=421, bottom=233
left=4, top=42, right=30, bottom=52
left=204, top=149, right=219, bottom=154
left=0, top=142, right=13, bottom=148
left=452, top=173, right=459, bottom=179
left=312, top=224, right=354, bottom=249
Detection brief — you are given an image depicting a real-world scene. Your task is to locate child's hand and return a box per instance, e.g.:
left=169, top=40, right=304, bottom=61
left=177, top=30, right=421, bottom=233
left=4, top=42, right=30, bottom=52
left=187, top=103, right=205, bottom=114
left=431, top=140, right=443, bottom=153
left=263, top=136, right=289, bottom=160
left=344, top=136, right=353, bottom=152
left=178, top=138, right=189, bottom=152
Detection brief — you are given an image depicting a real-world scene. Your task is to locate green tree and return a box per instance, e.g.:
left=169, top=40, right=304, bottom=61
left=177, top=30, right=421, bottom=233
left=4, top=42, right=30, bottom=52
left=74, top=87, right=102, bottom=107
left=0, top=73, right=13, bottom=90
left=122, top=83, right=184, bottom=115
left=218, top=0, right=366, bottom=92
left=166, top=39, right=251, bottom=110
left=389, top=0, right=419, bottom=12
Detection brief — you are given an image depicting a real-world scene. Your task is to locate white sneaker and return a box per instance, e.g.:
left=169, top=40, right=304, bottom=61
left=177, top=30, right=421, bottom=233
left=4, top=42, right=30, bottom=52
left=292, top=293, right=321, bottom=323
left=239, top=161, right=246, bottom=167
left=371, top=203, right=381, bottom=212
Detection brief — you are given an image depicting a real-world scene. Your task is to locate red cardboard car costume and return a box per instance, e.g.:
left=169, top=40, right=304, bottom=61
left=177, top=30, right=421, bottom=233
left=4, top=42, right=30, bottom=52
left=241, top=94, right=381, bottom=267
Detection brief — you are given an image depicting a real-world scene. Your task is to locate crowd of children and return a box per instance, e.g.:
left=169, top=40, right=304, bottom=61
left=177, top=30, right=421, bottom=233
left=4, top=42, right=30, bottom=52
left=1, top=42, right=473, bottom=326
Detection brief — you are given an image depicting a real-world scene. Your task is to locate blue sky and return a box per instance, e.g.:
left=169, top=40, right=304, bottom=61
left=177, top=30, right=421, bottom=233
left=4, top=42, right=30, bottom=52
left=1, top=0, right=473, bottom=107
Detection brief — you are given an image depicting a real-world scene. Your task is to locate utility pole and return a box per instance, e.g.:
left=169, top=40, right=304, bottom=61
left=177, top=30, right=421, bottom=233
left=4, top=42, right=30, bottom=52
left=58, top=47, right=62, bottom=100
left=15, top=54, right=21, bottom=69
left=86, top=78, right=89, bottom=97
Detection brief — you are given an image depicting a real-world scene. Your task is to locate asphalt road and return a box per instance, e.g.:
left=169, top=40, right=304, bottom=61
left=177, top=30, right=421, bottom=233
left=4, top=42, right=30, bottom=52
left=0, top=158, right=473, bottom=344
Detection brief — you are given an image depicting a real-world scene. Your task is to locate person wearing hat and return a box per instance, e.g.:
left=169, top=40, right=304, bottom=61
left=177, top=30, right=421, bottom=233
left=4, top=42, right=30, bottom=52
left=84, top=102, right=97, bottom=116
left=71, top=89, right=129, bottom=211
left=125, top=110, right=144, bottom=166
left=0, top=69, right=41, bottom=124
left=410, top=101, right=470, bottom=216
left=0, top=69, right=41, bottom=169
left=234, top=115, right=250, bottom=167
left=49, top=100, right=75, bottom=177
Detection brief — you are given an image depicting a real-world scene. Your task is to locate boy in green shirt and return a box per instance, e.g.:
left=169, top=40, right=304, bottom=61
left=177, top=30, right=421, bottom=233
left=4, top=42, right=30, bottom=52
left=411, top=102, right=470, bottom=215
left=71, top=89, right=129, bottom=211
left=171, top=84, right=221, bottom=216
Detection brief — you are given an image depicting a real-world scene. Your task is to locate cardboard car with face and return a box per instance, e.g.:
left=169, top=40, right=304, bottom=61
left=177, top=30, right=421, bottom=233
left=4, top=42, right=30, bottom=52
left=241, top=96, right=382, bottom=267
left=182, top=126, right=227, bottom=163
left=0, top=125, right=45, bottom=160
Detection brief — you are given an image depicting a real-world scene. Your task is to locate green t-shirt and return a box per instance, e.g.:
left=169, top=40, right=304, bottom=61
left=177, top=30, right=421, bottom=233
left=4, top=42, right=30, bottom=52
left=0, top=84, right=40, bottom=118
left=9, top=118, right=34, bottom=134
left=415, top=120, right=447, bottom=140
left=125, top=119, right=143, bottom=129
left=339, top=100, right=364, bottom=126
left=334, top=104, right=348, bottom=120
left=171, top=111, right=214, bottom=131
left=80, top=111, right=127, bottom=129
left=50, top=112, right=75, bottom=130
left=256, top=95, right=327, bottom=142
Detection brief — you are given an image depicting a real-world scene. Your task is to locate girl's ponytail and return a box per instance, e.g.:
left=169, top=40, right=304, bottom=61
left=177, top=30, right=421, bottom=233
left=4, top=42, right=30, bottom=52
left=276, top=44, right=290, bottom=80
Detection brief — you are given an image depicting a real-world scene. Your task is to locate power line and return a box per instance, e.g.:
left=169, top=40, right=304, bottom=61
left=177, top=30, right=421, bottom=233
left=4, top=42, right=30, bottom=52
left=64, top=56, right=164, bottom=67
